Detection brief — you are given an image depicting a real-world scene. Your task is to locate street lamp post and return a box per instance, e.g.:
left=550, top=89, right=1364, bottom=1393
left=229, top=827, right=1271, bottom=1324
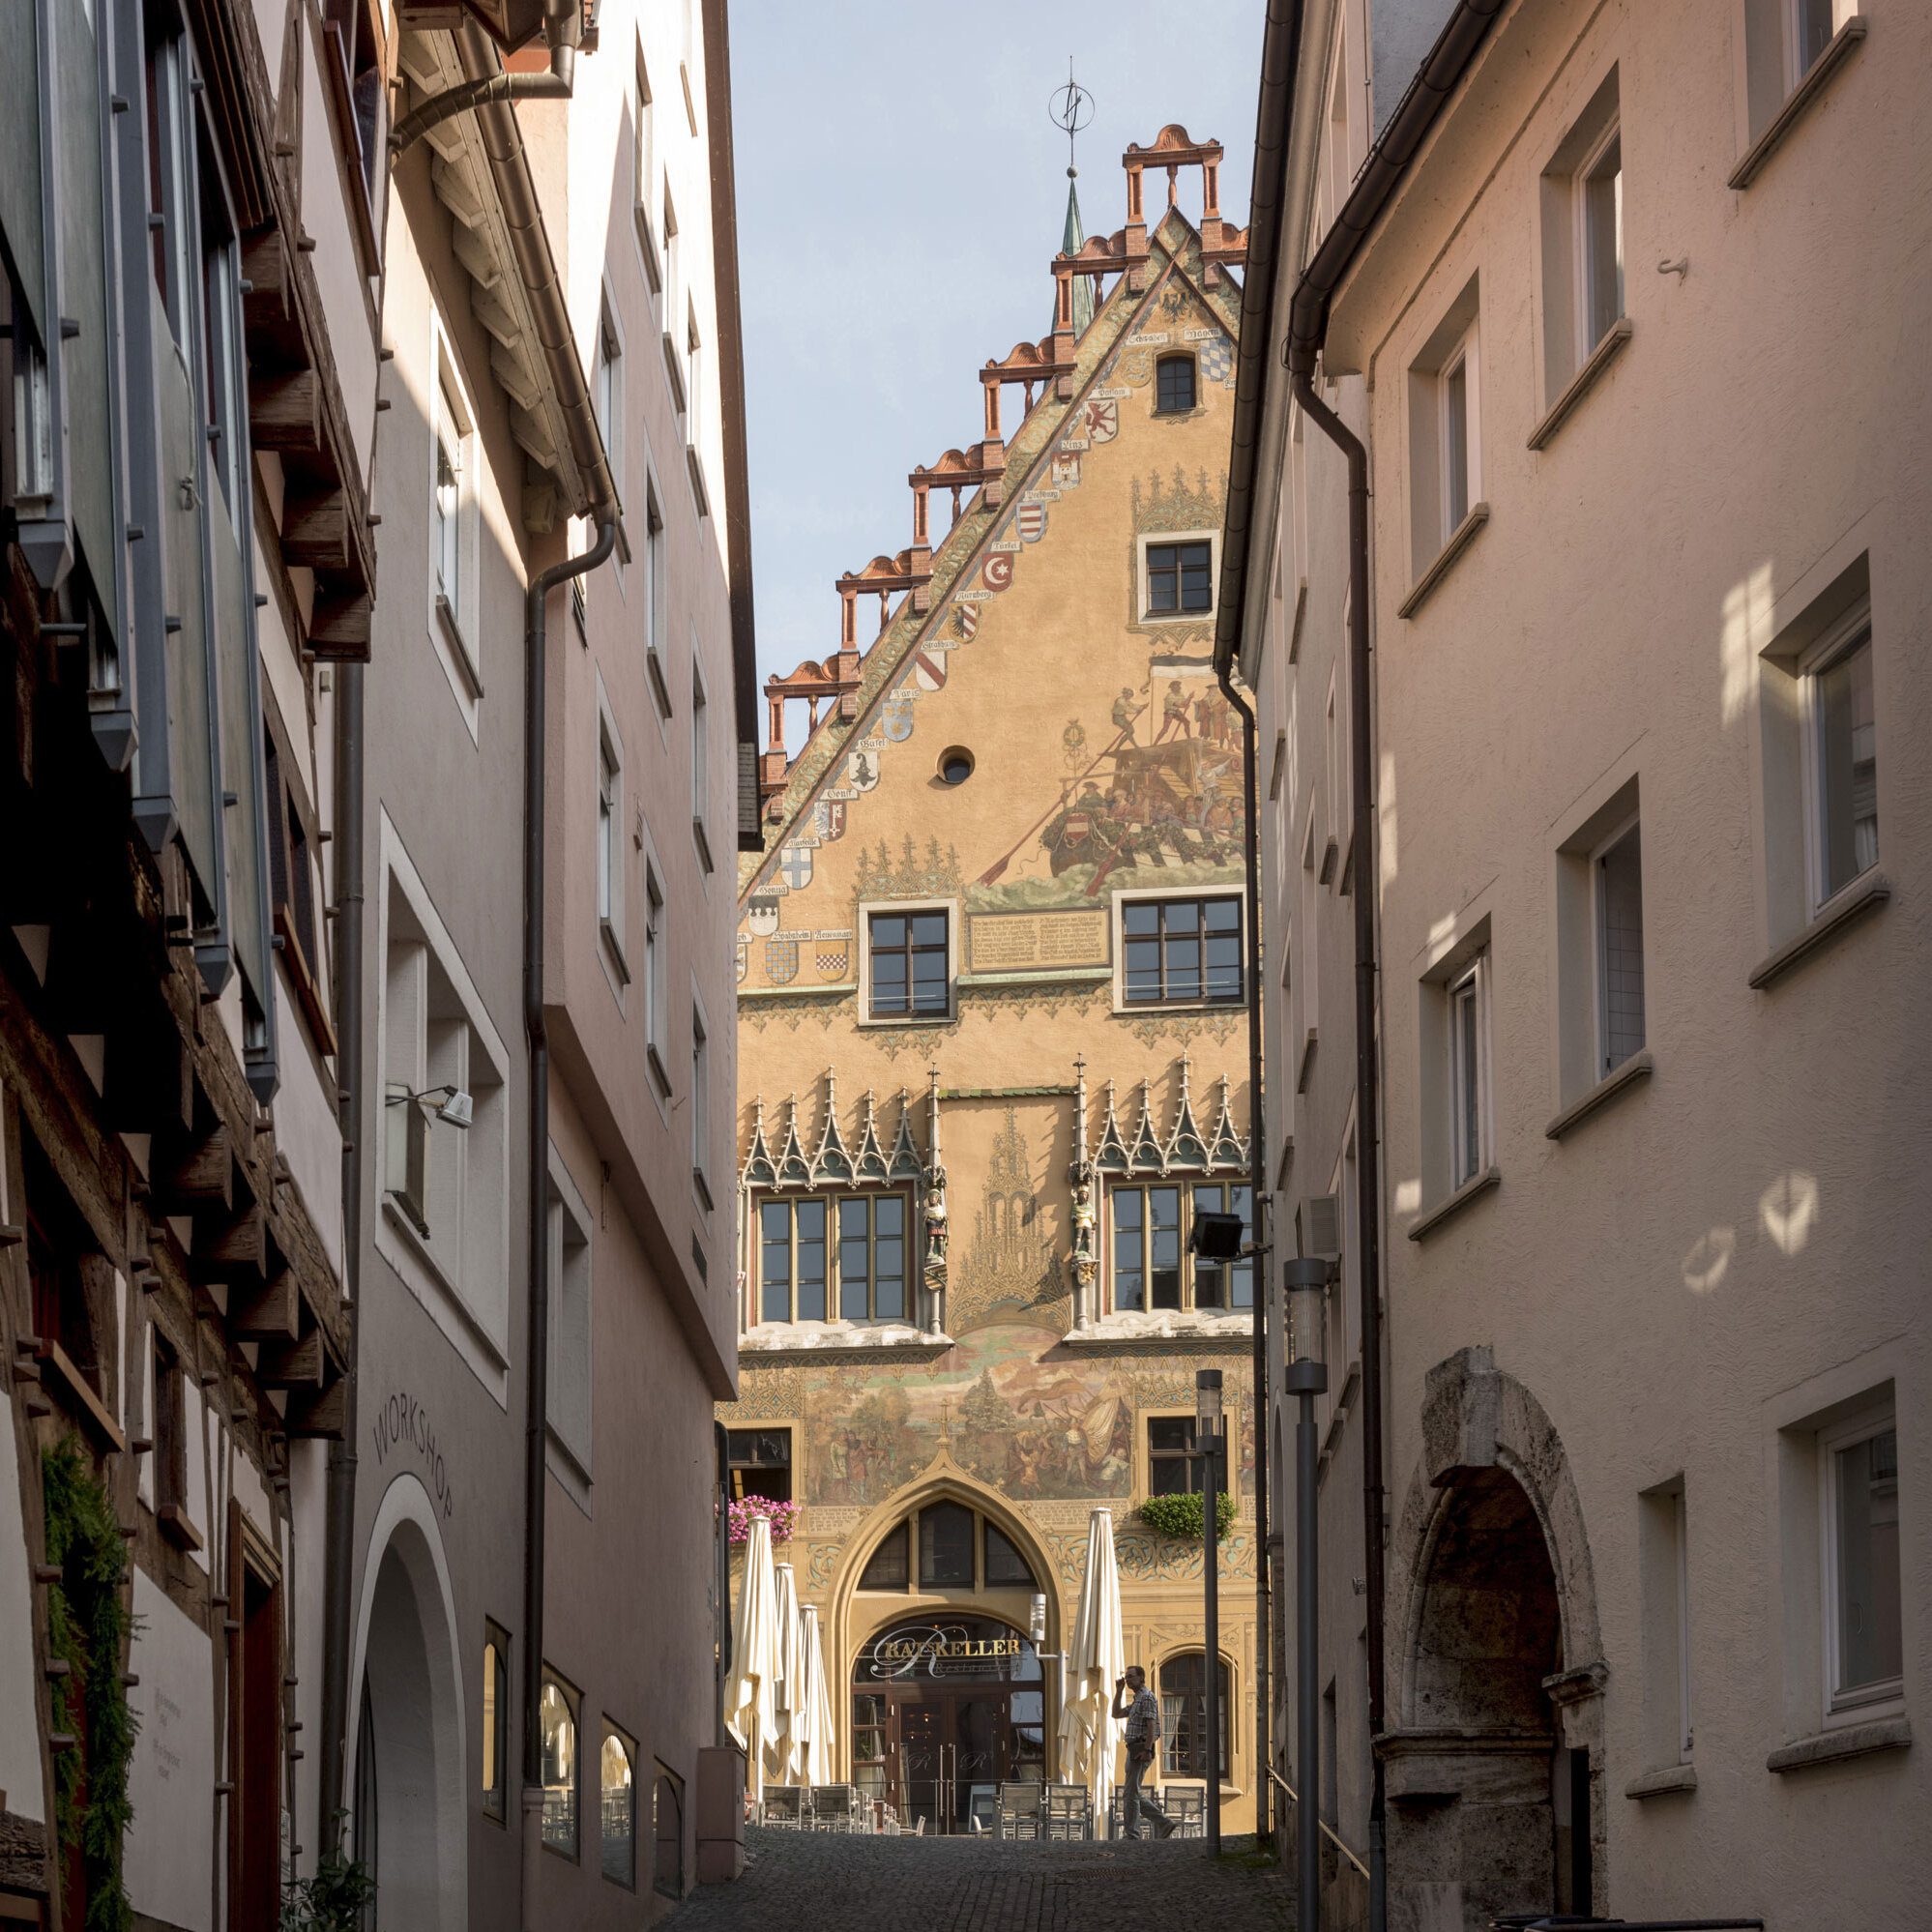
left=1282, top=1258, right=1332, bottom=1932
left=1196, top=1367, right=1224, bottom=1857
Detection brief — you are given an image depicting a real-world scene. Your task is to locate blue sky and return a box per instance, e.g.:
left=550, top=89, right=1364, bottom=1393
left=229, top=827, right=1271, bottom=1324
left=729, top=1, right=1264, bottom=704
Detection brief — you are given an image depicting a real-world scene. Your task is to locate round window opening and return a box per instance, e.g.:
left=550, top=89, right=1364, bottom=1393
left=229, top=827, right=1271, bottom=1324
left=939, top=748, right=975, bottom=786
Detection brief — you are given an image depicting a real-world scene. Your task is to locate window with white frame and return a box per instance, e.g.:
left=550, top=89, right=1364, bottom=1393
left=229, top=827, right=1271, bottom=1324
left=1802, top=604, right=1878, bottom=908
left=595, top=299, right=623, bottom=493
left=1743, top=0, right=1858, bottom=144
left=1593, top=816, right=1646, bottom=1076
left=1108, top=1182, right=1252, bottom=1313
left=757, top=1193, right=910, bottom=1324
left=864, top=907, right=951, bottom=1020
left=1447, top=951, right=1492, bottom=1189
left=690, top=652, right=712, bottom=870
left=1120, top=895, right=1244, bottom=1007
left=1141, top=536, right=1215, bottom=620
left=379, top=844, right=510, bottom=1370
left=691, top=1001, right=711, bottom=1207
left=1538, top=69, right=1625, bottom=422
left=1407, top=282, right=1483, bottom=582
left=431, top=353, right=479, bottom=670
left=547, top=1171, right=593, bottom=1478
left=644, top=482, right=670, bottom=719
left=1822, top=1405, right=1901, bottom=1713
left=642, top=858, right=668, bottom=1092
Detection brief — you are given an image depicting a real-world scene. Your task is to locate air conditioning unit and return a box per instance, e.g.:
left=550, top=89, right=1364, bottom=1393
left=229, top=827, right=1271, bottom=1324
left=386, top=1085, right=431, bottom=1236
left=1303, top=1192, right=1341, bottom=1259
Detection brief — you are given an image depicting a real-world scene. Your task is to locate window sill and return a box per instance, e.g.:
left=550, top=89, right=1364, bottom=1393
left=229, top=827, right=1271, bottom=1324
left=599, top=919, right=631, bottom=987
left=740, top=1320, right=952, bottom=1358
left=435, top=595, right=483, bottom=696
left=1730, top=16, right=1868, bottom=190
left=1397, top=503, right=1489, bottom=620
left=661, top=333, right=688, bottom=411
left=1407, top=1164, right=1500, bottom=1243
left=1748, top=870, right=1889, bottom=988
left=1115, top=991, right=1247, bottom=1018
left=1623, top=1763, right=1696, bottom=1800
left=1545, top=1049, right=1654, bottom=1141
left=1766, top=1714, right=1908, bottom=1773
left=693, top=1166, right=714, bottom=1215
left=1066, top=1309, right=1254, bottom=1346
left=962, top=965, right=1112, bottom=991
left=632, top=202, right=661, bottom=290
left=1296, top=1027, right=1317, bottom=1095
left=740, top=981, right=856, bottom=1001
left=687, top=444, right=711, bottom=517
left=856, top=1010, right=957, bottom=1031
left=1317, top=834, right=1337, bottom=885
left=647, top=1042, right=672, bottom=1097
left=1528, top=318, right=1632, bottom=452
left=692, top=816, right=715, bottom=874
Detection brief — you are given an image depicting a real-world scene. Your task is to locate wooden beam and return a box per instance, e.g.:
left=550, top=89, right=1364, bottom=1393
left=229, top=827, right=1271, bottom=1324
left=156, top=1125, right=231, bottom=1211
left=249, top=369, right=320, bottom=454
left=281, top=487, right=350, bottom=571
left=284, top=1381, right=346, bottom=1439
left=230, top=1269, right=299, bottom=1340
left=242, top=228, right=293, bottom=327
left=256, top=1330, right=323, bottom=1390
left=190, top=1201, right=266, bottom=1282
left=307, top=587, right=372, bottom=662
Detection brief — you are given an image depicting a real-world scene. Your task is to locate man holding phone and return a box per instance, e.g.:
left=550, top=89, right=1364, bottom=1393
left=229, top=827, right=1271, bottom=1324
left=1112, top=1665, right=1176, bottom=1839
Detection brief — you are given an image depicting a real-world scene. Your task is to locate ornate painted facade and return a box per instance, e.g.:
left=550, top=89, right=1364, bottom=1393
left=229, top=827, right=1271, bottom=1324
left=724, top=129, right=1265, bottom=1831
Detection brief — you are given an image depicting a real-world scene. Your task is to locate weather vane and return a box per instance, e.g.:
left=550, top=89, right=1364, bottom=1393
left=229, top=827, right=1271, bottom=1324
left=1049, top=61, right=1094, bottom=180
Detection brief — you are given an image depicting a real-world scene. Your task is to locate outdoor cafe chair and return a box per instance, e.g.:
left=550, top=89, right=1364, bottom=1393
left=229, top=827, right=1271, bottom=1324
left=1163, top=1785, right=1206, bottom=1837
left=1043, top=1783, right=1092, bottom=1841
left=762, top=1787, right=805, bottom=1830
left=808, top=1784, right=860, bottom=1833
left=995, top=1780, right=1043, bottom=1841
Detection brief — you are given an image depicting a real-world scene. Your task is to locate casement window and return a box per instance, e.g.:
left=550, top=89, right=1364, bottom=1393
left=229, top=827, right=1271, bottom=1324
left=1160, top=1654, right=1231, bottom=1779
left=1144, top=538, right=1215, bottom=618
left=1407, top=281, right=1484, bottom=588
left=430, top=345, right=481, bottom=686
left=865, top=908, right=951, bottom=1019
left=1446, top=951, right=1492, bottom=1189
left=540, top=1670, right=582, bottom=1858
left=642, top=860, right=668, bottom=1092
left=1574, top=124, right=1624, bottom=359
left=691, top=1001, right=711, bottom=1208
left=1538, top=70, right=1626, bottom=427
left=483, top=1625, right=509, bottom=1821
left=1594, top=817, right=1646, bottom=1076
left=632, top=51, right=660, bottom=290
left=1742, top=0, right=1861, bottom=148
left=594, top=301, right=624, bottom=491
left=1109, top=1182, right=1253, bottom=1313
left=546, top=1172, right=593, bottom=1478
left=1149, top=1417, right=1203, bottom=1496
left=1155, top=355, right=1197, bottom=414
left=264, top=732, right=334, bottom=1053
left=725, top=1427, right=793, bottom=1503
left=757, top=1193, right=909, bottom=1324
left=1121, top=895, right=1244, bottom=1006
left=690, top=654, right=712, bottom=871
left=1801, top=608, right=1878, bottom=909
left=320, top=0, right=385, bottom=256
left=644, top=483, right=670, bottom=718
left=1822, top=1408, right=1901, bottom=1713
left=600, top=1725, right=637, bottom=1888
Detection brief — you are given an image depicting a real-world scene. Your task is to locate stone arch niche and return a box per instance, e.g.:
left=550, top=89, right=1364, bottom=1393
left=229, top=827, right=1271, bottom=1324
left=343, top=1475, right=468, bottom=1932
left=1384, top=1349, right=1607, bottom=1932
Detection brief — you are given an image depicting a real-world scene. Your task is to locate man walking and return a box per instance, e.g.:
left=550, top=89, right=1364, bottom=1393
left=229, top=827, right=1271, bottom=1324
left=1113, top=1666, right=1176, bottom=1839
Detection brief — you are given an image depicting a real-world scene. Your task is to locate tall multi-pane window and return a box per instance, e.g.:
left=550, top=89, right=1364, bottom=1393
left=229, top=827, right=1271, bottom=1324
left=1155, top=355, right=1196, bottom=414
left=1149, top=1417, right=1201, bottom=1496
left=1808, top=619, right=1878, bottom=905
left=868, top=910, right=948, bottom=1017
left=1827, top=1416, right=1901, bottom=1712
left=482, top=1627, right=508, bottom=1821
left=1595, top=821, right=1645, bottom=1074
left=1123, top=897, right=1243, bottom=1005
left=540, top=1672, right=580, bottom=1858
left=600, top=1728, right=636, bottom=1887
left=1145, top=540, right=1214, bottom=616
left=760, top=1195, right=909, bottom=1323
left=1160, top=1654, right=1230, bottom=1778
left=1110, top=1184, right=1251, bottom=1312
left=919, top=1501, right=975, bottom=1586
left=1448, top=952, right=1490, bottom=1187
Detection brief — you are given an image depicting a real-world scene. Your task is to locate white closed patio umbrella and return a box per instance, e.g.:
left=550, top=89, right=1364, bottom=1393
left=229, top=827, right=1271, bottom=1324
left=796, top=1606, right=836, bottom=1787
left=1056, top=1505, right=1126, bottom=1818
left=770, top=1561, right=804, bottom=1783
left=725, top=1514, right=779, bottom=1801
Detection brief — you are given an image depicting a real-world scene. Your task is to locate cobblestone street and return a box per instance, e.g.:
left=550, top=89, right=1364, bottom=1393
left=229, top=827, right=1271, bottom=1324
left=669, top=1827, right=1295, bottom=1932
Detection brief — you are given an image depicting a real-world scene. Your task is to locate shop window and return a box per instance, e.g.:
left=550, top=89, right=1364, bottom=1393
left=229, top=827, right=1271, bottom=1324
left=482, top=1625, right=508, bottom=1822
left=758, top=1193, right=910, bottom=1324
left=726, top=1429, right=792, bottom=1504
left=984, top=1523, right=1037, bottom=1590
left=1159, top=1653, right=1230, bottom=1779
left=600, top=1724, right=636, bottom=1887
left=652, top=1762, right=684, bottom=1899
left=1121, top=895, right=1244, bottom=1006
left=540, top=1671, right=581, bottom=1859
left=1109, top=1182, right=1252, bottom=1312
left=920, top=1501, right=976, bottom=1587
left=860, top=1521, right=911, bottom=1592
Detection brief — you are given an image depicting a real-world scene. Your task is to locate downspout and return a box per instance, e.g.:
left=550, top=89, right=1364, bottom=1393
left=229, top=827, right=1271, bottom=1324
left=1278, top=10, right=1507, bottom=1929
left=318, top=658, right=365, bottom=1859
left=518, top=517, right=615, bottom=1932
left=1215, top=659, right=1271, bottom=1851
left=388, top=0, right=582, bottom=159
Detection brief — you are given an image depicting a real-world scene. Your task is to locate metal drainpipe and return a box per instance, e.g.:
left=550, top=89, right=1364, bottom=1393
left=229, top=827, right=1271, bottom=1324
left=318, top=656, right=366, bottom=1861
left=1289, top=370, right=1383, bottom=1932
left=389, top=1, right=581, bottom=159
left=1217, top=660, right=1271, bottom=1849
left=519, top=517, right=616, bottom=1932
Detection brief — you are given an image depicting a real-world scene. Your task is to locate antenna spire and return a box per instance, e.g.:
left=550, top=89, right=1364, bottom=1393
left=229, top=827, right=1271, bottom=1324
left=1048, top=61, right=1094, bottom=180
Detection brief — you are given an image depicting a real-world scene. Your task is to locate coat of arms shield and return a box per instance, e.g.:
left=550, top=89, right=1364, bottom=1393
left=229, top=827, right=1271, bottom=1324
left=764, top=938, right=800, bottom=985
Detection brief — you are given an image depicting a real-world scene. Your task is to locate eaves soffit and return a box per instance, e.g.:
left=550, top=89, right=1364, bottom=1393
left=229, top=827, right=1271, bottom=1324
left=735, top=208, right=1239, bottom=905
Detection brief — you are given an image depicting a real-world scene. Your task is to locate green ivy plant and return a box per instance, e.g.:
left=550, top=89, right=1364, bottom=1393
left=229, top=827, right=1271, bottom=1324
left=1137, top=1491, right=1237, bottom=1541
left=43, top=1438, right=136, bottom=1932
left=278, top=1818, right=378, bottom=1932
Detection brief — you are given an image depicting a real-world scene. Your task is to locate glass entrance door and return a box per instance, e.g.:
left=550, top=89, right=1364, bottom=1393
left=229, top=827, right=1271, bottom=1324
left=898, top=1700, right=949, bottom=1832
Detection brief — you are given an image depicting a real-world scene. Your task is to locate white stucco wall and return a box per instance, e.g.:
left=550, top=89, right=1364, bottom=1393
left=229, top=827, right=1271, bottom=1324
left=124, top=1575, right=218, bottom=1931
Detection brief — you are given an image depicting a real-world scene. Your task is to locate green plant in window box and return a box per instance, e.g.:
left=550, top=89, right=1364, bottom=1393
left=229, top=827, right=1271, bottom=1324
left=43, top=1437, right=137, bottom=1932
left=1137, top=1492, right=1236, bottom=1540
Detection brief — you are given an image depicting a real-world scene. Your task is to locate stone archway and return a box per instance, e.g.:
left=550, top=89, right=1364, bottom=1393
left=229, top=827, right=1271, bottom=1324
left=1384, top=1350, right=1606, bottom=1932
left=344, top=1475, right=467, bottom=1932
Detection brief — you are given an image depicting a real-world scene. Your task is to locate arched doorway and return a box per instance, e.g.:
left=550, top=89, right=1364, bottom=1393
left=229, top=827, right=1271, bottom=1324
left=851, top=1613, right=1044, bottom=1833
left=346, top=1479, right=466, bottom=1932
left=1402, top=1466, right=1581, bottom=1927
